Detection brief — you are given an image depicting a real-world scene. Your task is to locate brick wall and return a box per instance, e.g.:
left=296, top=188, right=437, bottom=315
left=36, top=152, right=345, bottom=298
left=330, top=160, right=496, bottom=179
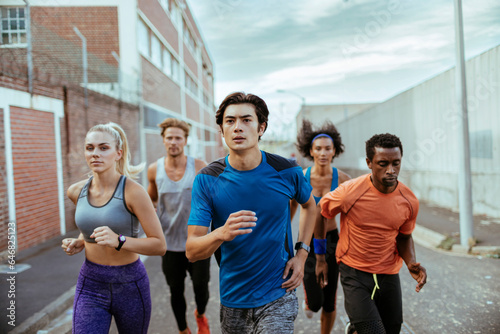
left=184, top=45, right=198, bottom=79
left=185, top=94, right=200, bottom=123
left=30, top=7, right=119, bottom=85
left=31, top=7, right=119, bottom=66
left=0, top=108, right=8, bottom=251
left=10, top=106, right=61, bottom=250
left=138, top=0, right=179, bottom=54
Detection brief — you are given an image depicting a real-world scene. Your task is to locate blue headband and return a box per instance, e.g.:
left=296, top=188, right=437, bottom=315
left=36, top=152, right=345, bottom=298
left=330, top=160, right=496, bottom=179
left=311, top=134, right=334, bottom=145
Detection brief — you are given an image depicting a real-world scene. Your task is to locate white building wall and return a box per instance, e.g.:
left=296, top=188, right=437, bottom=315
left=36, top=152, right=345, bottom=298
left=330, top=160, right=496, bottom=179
left=331, top=45, right=500, bottom=218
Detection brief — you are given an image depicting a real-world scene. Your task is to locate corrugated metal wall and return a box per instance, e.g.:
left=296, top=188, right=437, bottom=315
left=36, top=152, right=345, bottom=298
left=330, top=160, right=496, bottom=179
left=332, top=45, right=500, bottom=217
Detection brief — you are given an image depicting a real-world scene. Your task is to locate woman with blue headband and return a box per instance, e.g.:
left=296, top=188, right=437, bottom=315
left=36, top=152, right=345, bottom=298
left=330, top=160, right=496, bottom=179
left=291, top=119, right=351, bottom=334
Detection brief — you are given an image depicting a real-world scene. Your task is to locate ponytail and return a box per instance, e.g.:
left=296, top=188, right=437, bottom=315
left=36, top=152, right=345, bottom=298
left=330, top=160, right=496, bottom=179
left=87, top=122, right=145, bottom=179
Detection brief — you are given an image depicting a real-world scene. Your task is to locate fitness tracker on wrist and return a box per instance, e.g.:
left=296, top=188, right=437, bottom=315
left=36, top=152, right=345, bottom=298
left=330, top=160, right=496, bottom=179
left=294, top=241, right=310, bottom=253
left=116, top=234, right=126, bottom=251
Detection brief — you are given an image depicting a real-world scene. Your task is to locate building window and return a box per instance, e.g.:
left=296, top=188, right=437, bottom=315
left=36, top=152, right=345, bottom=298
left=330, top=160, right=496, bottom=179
left=185, top=71, right=198, bottom=97
left=203, top=92, right=210, bottom=106
left=151, top=34, right=162, bottom=68
left=183, top=19, right=196, bottom=52
left=1, top=7, right=27, bottom=47
left=145, top=105, right=174, bottom=129
left=162, top=49, right=172, bottom=77
left=158, top=0, right=171, bottom=12
left=172, top=57, right=180, bottom=82
left=137, top=19, right=150, bottom=57
left=170, top=2, right=180, bottom=29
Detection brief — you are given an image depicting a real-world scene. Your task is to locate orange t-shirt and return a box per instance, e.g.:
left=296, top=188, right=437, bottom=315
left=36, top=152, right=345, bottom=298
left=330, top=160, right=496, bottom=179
left=320, top=174, right=419, bottom=274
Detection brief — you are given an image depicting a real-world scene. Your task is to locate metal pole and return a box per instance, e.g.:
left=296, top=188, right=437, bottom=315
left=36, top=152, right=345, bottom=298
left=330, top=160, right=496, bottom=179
left=73, top=27, right=88, bottom=109
left=453, top=0, right=474, bottom=247
left=277, top=89, right=305, bottom=143
left=138, top=75, right=147, bottom=186
left=24, top=0, right=33, bottom=96
left=277, top=89, right=305, bottom=107
left=111, top=51, right=122, bottom=102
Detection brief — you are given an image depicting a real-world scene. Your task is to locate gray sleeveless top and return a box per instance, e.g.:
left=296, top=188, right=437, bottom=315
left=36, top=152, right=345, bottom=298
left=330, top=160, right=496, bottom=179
left=75, top=175, right=140, bottom=242
left=156, top=156, right=195, bottom=251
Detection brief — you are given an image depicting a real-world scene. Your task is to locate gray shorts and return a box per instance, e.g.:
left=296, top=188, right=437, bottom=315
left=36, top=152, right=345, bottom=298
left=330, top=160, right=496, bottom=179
left=220, top=291, right=298, bottom=334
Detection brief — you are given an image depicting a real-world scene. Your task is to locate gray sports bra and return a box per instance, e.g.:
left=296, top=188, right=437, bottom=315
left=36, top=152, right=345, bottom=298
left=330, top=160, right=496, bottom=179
left=74, top=175, right=140, bottom=242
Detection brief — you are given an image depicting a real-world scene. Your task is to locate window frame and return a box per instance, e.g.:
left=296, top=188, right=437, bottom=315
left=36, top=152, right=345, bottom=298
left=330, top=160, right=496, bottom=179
left=0, top=6, right=27, bottom=48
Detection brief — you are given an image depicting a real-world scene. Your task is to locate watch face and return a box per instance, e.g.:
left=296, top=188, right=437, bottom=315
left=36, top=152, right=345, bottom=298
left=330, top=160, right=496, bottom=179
left=119, top=235, right=126, bottom=242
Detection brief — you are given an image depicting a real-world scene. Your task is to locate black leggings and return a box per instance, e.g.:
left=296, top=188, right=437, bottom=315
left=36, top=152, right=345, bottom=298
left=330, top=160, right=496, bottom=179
left=162, top=251, right=211, bottom=331
left=303, top=229, right=339, bottom=313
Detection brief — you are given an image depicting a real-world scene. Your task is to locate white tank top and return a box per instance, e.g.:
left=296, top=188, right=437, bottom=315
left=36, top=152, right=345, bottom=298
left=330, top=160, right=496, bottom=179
left=155, top=156, right=195, bottom=251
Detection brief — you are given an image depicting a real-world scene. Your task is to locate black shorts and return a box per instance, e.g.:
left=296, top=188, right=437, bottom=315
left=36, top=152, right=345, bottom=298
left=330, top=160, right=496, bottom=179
left=339, top=262, right=402, bottom=329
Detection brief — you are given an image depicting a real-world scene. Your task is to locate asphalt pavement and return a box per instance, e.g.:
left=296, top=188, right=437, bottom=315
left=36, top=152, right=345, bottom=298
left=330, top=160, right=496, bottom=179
left=0, top=201, right=499, bottom=334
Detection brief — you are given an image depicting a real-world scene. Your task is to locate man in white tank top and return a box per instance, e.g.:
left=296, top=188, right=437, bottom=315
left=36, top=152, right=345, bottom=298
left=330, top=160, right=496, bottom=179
left=147, top=118, right=210, bottom=334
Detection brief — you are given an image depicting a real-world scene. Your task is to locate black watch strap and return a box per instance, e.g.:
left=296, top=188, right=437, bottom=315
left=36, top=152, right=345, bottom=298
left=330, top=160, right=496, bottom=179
left=116, top=234, right=126, bottom=251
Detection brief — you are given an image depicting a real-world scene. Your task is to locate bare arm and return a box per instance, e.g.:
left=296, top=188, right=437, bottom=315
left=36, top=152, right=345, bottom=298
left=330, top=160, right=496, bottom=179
left=194, top=158, right=208, bottom=173
left=62, top=181, right=88, bottom=255
left=338, top=169, right=351, bottom=185
left=67, top=180, right=87, bottom=205
left=312, top=203, right=329, bottom=287
left=61, top=233, right=85, bottom=256
left=314, top=172, right=350, bottom=287
left=282, top=194, right=316, bottom=292
left=186, top=210, right=258, bottom=262
left=290, top=199, right=299, bottom=221
left=290, top=168, right=307, bottom=221
left=147, top=162, right=158, bottom=205
left=396, top=232, right=427, bottom=292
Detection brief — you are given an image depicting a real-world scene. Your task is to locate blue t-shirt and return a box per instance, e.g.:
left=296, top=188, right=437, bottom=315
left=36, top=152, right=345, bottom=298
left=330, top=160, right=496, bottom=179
left=188, top=151, right=312, bottom=308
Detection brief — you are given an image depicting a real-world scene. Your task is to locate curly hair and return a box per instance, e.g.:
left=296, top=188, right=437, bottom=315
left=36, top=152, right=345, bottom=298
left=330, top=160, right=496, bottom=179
left=215, top=92, right=269, bottom=139
left=365, top=133, right=403, bottom=161
left=296, top=119, right=344, bottom=161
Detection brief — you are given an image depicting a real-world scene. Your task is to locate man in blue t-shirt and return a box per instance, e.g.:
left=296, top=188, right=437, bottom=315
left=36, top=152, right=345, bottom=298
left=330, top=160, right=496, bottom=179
left=186, top=92, right=316, bottom=334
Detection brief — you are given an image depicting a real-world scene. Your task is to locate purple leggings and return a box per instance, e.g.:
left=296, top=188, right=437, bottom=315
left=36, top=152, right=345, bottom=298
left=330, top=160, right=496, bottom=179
left=73, top=258, right=151, bottom=334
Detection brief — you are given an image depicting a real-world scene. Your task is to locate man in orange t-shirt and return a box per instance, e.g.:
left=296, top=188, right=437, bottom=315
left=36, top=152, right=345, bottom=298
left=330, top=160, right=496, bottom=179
left=319, top=133, right=427, bottom=334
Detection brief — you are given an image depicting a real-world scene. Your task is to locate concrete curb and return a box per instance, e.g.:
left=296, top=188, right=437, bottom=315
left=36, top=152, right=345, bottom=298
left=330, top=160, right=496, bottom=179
left=413, top=224, right=500, bottom=257
left=412, top=225, right=447, bottom=248
left=10, top=286, right=75, bottom=334
left=470, top=245, right=500, bottom=256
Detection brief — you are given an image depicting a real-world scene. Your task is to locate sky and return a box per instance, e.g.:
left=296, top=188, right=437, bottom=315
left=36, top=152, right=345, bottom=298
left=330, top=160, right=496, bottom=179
left=188, top=0, right=500, bottom=138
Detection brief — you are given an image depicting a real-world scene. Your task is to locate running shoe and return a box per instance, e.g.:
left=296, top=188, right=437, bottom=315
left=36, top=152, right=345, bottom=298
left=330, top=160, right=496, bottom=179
left=302, top=300, right=314, bottom=319
left=345, top=321, right=356, bottom=334
left=194, top=309, right=210, bottom=334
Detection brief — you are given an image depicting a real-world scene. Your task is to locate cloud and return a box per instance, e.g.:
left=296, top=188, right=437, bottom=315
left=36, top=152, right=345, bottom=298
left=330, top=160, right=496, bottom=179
left=188, top=0, right=500, bottom=108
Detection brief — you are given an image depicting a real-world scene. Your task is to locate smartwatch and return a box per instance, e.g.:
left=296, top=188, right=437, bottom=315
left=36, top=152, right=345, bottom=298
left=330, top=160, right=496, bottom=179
left=116, top=234, right=126, bottom=251
left=294, top=241, right=310, bottom=253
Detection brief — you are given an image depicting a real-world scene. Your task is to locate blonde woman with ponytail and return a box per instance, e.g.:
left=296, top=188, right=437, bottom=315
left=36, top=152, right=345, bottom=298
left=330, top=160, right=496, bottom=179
left=61, top=122, right=166, bottom=334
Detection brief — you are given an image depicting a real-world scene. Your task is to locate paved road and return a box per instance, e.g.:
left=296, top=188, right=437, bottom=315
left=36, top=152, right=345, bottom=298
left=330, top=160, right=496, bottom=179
left=7, top=207, right=498, bottom=333
left=398, top=245, right=500, bottom=334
